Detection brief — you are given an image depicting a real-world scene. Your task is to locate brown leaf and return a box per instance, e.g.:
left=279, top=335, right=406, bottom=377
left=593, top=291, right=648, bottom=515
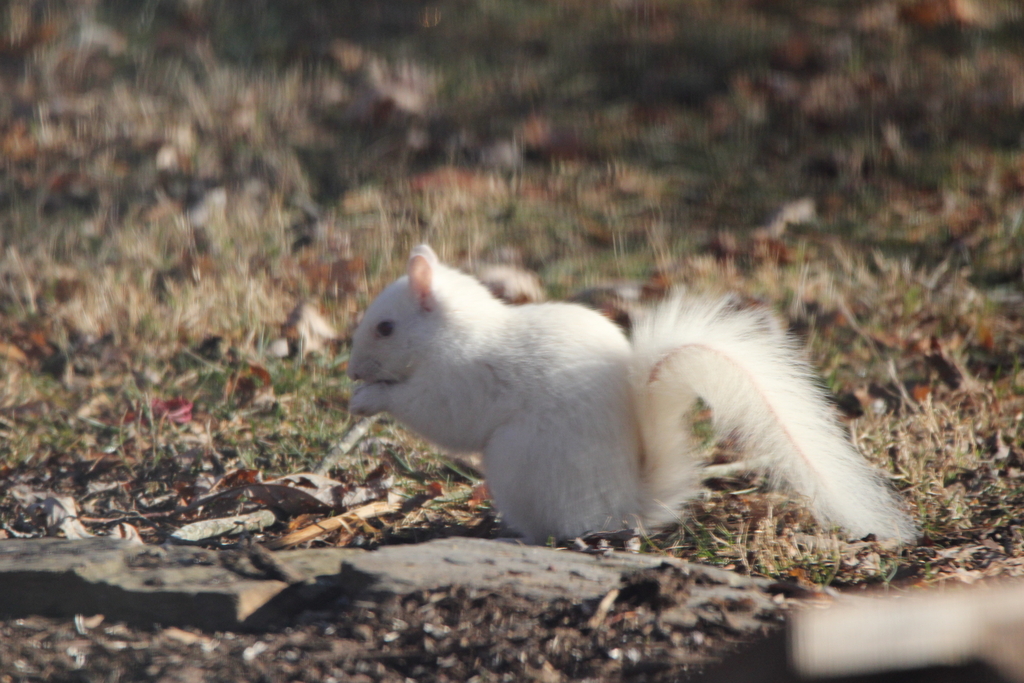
left=264, top=499, right=398, bottom=550
left=181, top=251, right=218, bottom=282
left=769, top=35, right=819, bottom=73
left=409, top=167, right=505, bottom=196
left=248, top=364, right=272, bottom=386
left=215, top=468, right=262, bottom=490
left=751, top=233, right=792, bottom=265
left=151, top=397, right=193, bottom=424
left=328, top=39, right=365, bottom=72
left=0, top=342, right=28, bottom=364
left=0, top=21, right=57, bottom=59
left=976, top=322, right=995, bottom=352
left=10, top=488, right=93, bottom=538
left=900, top=0, right=986, bottom=27
left=192, top=470, right=394, bottom=518
left=468, top=483, right=490, bottom=509
left=297, top=258, right=365, bottom=298
left=264, top=473, right=352, bottom=510
left=225, top=365, right=275, bottom=408
left=520, top=115, right=590, bottom=162
left=911, top=382, right=933, bottom=403
left=634, top=274, right=666, bottom=304
left=1, top=121, right=36, bottom=162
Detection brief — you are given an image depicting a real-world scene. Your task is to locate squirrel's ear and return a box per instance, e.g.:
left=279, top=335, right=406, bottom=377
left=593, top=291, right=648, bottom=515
left=408, top=246, right=436, bottom=311
left=409, top=244, right=438, bottom=266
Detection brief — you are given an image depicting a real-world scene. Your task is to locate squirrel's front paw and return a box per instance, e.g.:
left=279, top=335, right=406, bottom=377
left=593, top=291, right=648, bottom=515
left=349, top=383, right=388, bottom=416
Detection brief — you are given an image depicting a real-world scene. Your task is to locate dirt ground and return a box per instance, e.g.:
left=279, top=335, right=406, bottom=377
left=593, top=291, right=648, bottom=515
left=0, top=563, right=787, bottom=683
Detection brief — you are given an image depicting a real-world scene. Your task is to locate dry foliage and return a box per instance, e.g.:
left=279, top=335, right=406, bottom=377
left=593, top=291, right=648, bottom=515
left=1, top=0, right=1024, bottom=640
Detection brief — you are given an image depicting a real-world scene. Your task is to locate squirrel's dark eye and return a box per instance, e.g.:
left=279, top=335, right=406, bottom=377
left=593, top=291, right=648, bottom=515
left=376, top=320, right=394, bottom=337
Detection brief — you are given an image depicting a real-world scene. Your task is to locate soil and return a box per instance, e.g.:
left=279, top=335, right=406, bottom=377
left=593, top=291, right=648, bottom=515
left=0, top=564, right=784, bottom=683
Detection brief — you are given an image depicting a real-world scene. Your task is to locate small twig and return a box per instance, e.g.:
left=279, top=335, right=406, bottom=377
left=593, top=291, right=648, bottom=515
left=314, top=416, right=379, bottom=475
left=702, top=457, right=772, bottom=480
left=264, top=499, right=397, bottom=550
left=182, top=347, right=228, bottom=372
left=79, top=513, right=165, bottom=528
left=835, top=298, right=884, bottom=360
left=886, top=358, right=919, bottom=414
left=587, top=588, right=620, bottom=629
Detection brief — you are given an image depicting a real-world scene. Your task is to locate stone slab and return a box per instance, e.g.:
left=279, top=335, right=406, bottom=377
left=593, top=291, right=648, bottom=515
left=0, top=537, right=357, bottom=631
left=0, top=537, right=779, bottom=632
left=337, top=537, right=775, bottom=603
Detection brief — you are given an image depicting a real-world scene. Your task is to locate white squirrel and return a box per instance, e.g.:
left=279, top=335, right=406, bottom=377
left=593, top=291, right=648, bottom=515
left=347, top=245, right=917, bottom=545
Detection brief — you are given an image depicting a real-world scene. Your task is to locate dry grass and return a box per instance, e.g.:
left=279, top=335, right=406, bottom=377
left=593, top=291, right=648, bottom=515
left=1, top=0, right=1023, bottom=590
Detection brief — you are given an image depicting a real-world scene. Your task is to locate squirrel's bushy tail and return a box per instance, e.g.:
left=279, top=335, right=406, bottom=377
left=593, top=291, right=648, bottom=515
left=630, top=295, right=917, bottom=543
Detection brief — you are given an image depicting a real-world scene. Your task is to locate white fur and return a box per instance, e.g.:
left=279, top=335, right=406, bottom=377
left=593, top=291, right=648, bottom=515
left=349, top=246, right=918, bottom=544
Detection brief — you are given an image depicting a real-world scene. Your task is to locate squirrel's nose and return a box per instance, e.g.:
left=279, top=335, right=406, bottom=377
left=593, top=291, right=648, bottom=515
left=346, top=359, right=360, bottom=381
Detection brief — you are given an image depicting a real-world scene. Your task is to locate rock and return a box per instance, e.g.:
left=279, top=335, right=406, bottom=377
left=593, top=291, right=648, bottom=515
left=0, top=537, right=356, bottom=631
left=0, top=537, right=782, bottom=633
left=338, top=537, right=775, bottom=603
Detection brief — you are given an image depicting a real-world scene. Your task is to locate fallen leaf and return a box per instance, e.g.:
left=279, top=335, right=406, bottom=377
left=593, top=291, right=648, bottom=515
left=328, top=39, right=365, bottom=72
left=761, top=197, right=816, bottom=238
left=188, top=469, right=393, bottom=518
left=976, top=322, right=995, bottom=352
left=10, top=488, right=93, bottom=539
left=911, top=382, right=933, bottom=403
left=769, top=34, right=819, bottom=73
left=225, top=365, right=275, bottom=408
left=266, top=338, right=290, bottom=358
left=76, top=19, right=127, bottom=55
left=297, top=257, right=365, bottom=298
left=151, top=397, right=194, bottom=424
left=0, top=21, right=56, bottom=60
left=248, top=364, right=272, bottom=386
left=264, top=499, right=398, bottom=550
left=0, top=339, right=28, bottom=362
left=212, top=468, right=262, bottom=491
left=991, top=430, right=1011, bottom=461
left=75, top=614, right=105, bottom=631
left=409, top=167, right=505, bottom=196
left=347, top=58, right=437, bottom=125
left=270, top=470, right=395, bottom=510
left=170, top=510, right=277, bottom=543
left=900, top=0, right=986, bottom=27
left=162, top=627, right=209, bottom=646
left=477, top=265, right=546, bottom=304
left=283, top=302, right=337, bottom=355
left=112, top=523, right=144, bottom=544
left=1, top=121, right=37, bottom=162
left=751, top=233, right=792, bottom=265
left=468, top=483, right=490, bottom=509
